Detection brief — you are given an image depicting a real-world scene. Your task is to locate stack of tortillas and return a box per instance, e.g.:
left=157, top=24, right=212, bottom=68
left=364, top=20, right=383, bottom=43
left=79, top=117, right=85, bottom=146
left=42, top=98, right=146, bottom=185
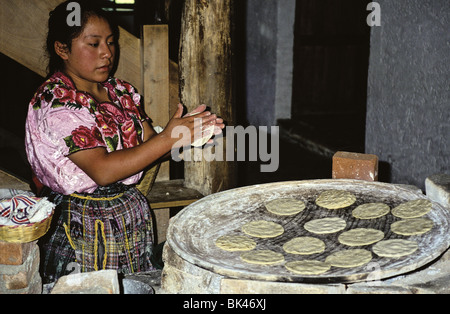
left=215, top=189, right=434, bottom=276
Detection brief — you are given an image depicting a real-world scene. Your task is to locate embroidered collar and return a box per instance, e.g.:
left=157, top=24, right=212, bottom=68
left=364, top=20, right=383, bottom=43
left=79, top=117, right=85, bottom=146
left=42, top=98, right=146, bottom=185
left=51, top=71, right=119, bottom=104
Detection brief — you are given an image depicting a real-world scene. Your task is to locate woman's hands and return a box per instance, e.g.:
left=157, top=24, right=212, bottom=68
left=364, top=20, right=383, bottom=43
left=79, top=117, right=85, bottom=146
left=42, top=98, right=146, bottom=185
left=160, top=104, right=225, bottom=148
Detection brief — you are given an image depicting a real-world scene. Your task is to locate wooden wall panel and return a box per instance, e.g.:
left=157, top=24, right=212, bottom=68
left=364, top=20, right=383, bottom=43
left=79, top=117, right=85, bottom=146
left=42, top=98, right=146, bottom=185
left=0, top=0, right=142, bottom=91
left=142, top=25, right=170, bottom=181
left=0, top=0, right=64, bottom=77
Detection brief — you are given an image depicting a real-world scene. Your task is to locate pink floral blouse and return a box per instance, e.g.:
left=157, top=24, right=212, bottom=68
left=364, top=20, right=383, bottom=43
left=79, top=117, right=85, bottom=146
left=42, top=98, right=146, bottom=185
left=25, top=72, right=149, bottom=195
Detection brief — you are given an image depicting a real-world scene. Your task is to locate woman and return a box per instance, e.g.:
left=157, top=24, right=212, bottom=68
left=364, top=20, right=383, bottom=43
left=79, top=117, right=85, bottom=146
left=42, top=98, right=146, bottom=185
left=25, top=0, right=223, bottom=283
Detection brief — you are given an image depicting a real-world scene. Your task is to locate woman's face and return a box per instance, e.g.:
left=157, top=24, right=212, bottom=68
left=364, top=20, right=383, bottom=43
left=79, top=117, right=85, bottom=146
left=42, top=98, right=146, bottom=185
left=61, top=15, right=116, bottom=87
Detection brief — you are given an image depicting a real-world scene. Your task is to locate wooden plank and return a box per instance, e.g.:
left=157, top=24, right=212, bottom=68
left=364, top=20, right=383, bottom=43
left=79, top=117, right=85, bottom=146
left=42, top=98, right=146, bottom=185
left=0, top=0, right=64, bottom=77
left=142, top=25, right=170, bottom=127
left=0, top=169, right=30, bottom=191
left=115, top=28, right=143, bottom=92
left=151, top=199, right=198, bottom=210
left=169, top=60, right=181, bottom=117
left=142, top=25, right=170, bottom=181
left=0, top=0, right=142, bottom=91
left=153, top=208, right=170, bottom=244
left=146, top=179, right=203, bottom=209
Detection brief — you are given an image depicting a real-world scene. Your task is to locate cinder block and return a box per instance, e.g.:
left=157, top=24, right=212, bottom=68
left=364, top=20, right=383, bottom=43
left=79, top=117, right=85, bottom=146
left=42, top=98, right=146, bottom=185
left=0, top=241, right=36, bottom=266
left=332, top=151, right=379, bottom=182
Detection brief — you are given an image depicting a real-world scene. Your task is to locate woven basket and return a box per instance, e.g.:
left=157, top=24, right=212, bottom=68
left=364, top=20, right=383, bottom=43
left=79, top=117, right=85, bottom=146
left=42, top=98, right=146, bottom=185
left=137, top=164, right=161, bottom=196
left=0, top=210, right=54, bottom=243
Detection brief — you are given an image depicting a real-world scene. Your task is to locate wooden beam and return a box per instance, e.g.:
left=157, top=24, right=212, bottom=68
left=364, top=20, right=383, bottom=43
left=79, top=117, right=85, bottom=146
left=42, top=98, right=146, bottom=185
left=0, top=169, right=30, bottom=191
left=115, top=28, right=143, bottom=93
left=142, top=25, right=170, bottom=132
left=0, top=0, right=142, bottom=91
left=0, top=0, right=64, bottom=77
left=142, top=25, right=170, bottom=181
left=179, top=0, right=236, bottom=196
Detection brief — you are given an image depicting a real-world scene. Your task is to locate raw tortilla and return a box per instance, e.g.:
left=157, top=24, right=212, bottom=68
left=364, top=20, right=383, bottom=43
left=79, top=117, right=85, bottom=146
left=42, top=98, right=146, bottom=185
left=283, top=237, right=326, bottom=255
left=265, top=198, right=306, bottom=216
left=338, top=228, right=384, bottom=247
left=184, top=111, right=216, bottom=147
left=390, top=218, right=434, bottom=236
left=372, top=239, right=418, bottom=258
left=242, top=220, right=284, bottom=238
left=352, top=203, right=390, bottom=219
left=192, top=124, right=215, bottom=147
left=215, top=235, right=257, bottom=252
left=304, top=217, right=347, bottom=234
left=391, top=199, right=432, bottom=219
left=315, top=190, right=356, bottom=209
left=240, top=250, right=285, bottom=265
left=285, top=260, right=331, bottom=275
left=325, top=249, right=372, bottom=268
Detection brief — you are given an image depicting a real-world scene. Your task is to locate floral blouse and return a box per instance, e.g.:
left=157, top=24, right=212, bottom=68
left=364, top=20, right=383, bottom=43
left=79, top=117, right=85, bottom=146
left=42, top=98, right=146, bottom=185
left=25, top=72, right=150, bottom=195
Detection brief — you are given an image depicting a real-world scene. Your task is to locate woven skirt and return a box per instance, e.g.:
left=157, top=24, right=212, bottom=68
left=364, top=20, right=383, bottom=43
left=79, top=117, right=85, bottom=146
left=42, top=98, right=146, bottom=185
left=39, top=183, right=155, bottom=284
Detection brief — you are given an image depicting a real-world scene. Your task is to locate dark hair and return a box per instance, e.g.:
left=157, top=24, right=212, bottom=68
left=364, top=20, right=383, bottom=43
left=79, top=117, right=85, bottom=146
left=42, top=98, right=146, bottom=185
left=46, top=0, right=120, bottom=77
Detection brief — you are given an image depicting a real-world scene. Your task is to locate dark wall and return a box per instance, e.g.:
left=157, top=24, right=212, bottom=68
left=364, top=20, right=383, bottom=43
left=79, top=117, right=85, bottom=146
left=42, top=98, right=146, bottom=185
left=366, top=0, right=449, bottom=190
left=292, top=0, right=371, bottom=117
left=245, top=0, right=278, bottom=127
left=0, top=53, right=43, bottom=180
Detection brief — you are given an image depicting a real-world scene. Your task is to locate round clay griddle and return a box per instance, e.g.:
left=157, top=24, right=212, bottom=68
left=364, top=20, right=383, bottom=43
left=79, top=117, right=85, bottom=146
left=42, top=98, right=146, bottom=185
left=166, top=180, right=450, bottom=284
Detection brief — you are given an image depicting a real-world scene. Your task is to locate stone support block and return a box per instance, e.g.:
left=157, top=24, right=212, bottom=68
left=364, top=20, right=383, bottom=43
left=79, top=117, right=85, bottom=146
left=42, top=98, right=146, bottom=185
left=51, top=270, right=120, bottom=294
left=0, top=242, right=41, bottom=294
left=425, top=174, right=450, bottom=208
left=221, top=278, right=345, bottom=294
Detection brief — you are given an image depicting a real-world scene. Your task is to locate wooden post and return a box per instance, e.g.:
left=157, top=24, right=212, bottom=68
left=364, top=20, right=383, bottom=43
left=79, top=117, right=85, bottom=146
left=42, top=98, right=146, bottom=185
left=179, top=0, right=236, bottom=196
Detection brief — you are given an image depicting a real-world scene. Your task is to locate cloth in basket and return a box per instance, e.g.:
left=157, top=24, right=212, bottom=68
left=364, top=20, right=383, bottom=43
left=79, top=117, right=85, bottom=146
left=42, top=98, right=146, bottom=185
left=0, top=189, right=54, bottom=226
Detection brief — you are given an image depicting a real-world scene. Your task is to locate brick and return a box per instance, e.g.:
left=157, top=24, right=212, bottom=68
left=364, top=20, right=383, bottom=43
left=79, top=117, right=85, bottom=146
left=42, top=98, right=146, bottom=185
left=0, top=241, right=36, bottom=266
left=332, top=151, right=379, bottom=182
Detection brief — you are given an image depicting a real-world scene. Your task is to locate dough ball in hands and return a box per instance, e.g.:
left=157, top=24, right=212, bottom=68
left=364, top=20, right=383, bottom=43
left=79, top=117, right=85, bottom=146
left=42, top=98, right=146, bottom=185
left=184, top=106, right=222, bottom=147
